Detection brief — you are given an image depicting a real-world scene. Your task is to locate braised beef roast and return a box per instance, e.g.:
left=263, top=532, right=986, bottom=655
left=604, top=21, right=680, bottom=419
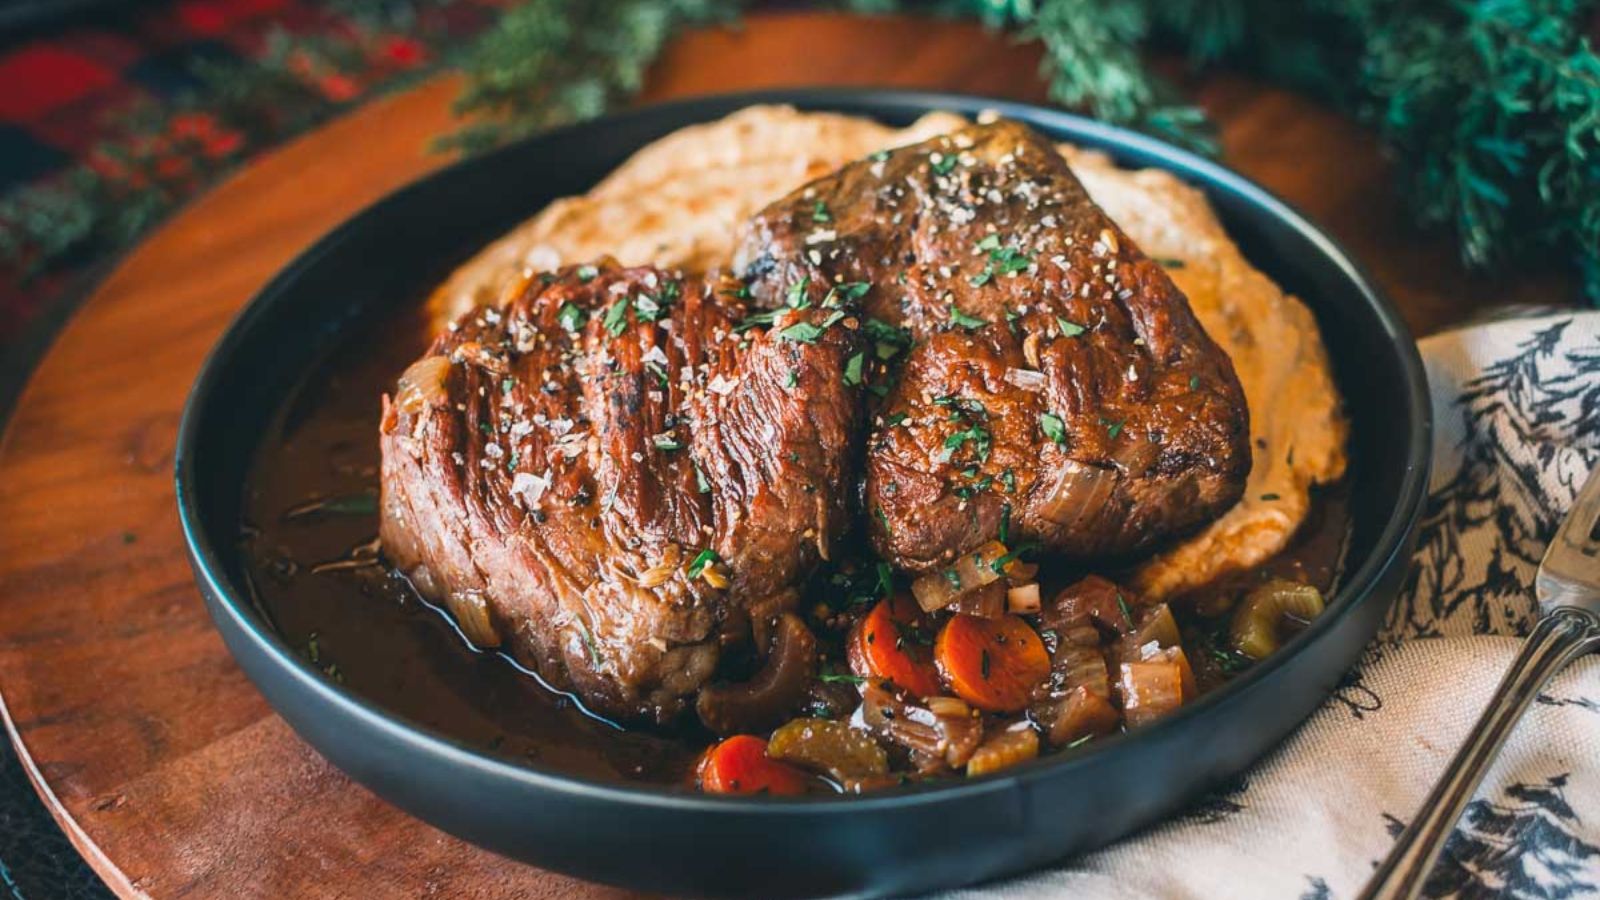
left=737, top=121, right=1251, bottom=572
left=379, top=264, right=862, bottom=724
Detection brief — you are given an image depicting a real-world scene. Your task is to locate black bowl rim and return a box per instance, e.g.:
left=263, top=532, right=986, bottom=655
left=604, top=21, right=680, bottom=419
left=175, top=86, right=1431, bottom=815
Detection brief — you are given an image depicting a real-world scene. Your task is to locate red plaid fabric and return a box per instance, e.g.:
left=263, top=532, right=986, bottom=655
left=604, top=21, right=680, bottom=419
left=0, top=0, right=475, bottom=345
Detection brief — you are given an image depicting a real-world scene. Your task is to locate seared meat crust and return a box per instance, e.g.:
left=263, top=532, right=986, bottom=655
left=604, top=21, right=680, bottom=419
left=380, top=264, right=862, bottom=723
left=739, top=121, right=1250, bottom=571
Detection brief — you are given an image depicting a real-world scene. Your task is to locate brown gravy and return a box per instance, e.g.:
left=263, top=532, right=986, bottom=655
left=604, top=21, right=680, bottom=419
left=241, top=310, right=1351, bottom=788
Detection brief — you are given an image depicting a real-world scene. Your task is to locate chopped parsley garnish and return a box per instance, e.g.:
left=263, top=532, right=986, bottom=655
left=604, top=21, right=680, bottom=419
left=886, top=412, right=908, bottom=427
left=875, top=562, right=893, bottom=600
left=1116, top=593, right=1134, bottom=626
left=1158, top=258, right=1186, bottom=269
left=1039, top=412, right=1068, bottom=446
left=843, top=352, right=866, bottom=386
left=949, top=305, right=987, bottom=329
left=811, top=200, right=831, bottom=223
left=969, top=234, right=1032, bottom=285
left=869, top=149, right=890, bottom=162
left=694, top=462, right=711, bottom=494
left=943, top=568, right=963, bottom=589
left=1210, top=647, right=1252, bottom=674
left=993, top=248, right=1031, bottom=275
left=653, top=434, right=683, bottom=451
left=1056, top=317, right=1086, bottom=337
left=686, top=549, right=719, bottom=579
left=786, top=277, right=811, bottom=309
left=784, top=369, right=799, bottom=389
left=736, top=309, right=777, bottom=332
left=778, top=321, right=826, bottom=343
left=633, top=294, right=663, bottom=323
left=1260, top=492, right=1281, bottom=501
left=874, top=505, right=891, bottom=537
left=557, top=302, right=586, bottom=332
left=645, top=361, right=668, bottom=388
left=865, top=317, right=911, bottom=360
left=1000, top=467, right=1017, bottom=493
left=575, top=264, right=599, bottom=282
left=819, top=670, right=865, bottom=685
left=999, top=502, right=1012, bottom=543
left=602, top=300, right=629, bottom=336
left=579, top=620, right=603, bottom=667
left=1102, top=418, right=1125, bottom=439
left=1065, top=733, right=1095, bottom=749
left=835, top=281, right=871, bottom=300
left=989, top=542, right=1037, bottom=574
left=942, top=424, right=992, bottom=463
left=500, top=378, right=514, bottom=394
left=930, top=153, right=958, bottom=175
left=1189, top=374, right=1201, bottom=390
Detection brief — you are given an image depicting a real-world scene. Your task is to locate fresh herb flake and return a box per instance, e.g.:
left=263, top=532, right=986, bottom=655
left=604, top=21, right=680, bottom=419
left=602, top=300, right=629, bottom=336
left=1039, top=412, right=1068, bottom=446
left=843, top=351, right=865, bottom=386
left=686, top=549, right=719, bottom=579
left=949, top=305, right=987, bottom=329
left=1056, top=317, right=1086, bottom=337
left=786, top=277, right=811, bottom=309
left=778, top=321, right=825, bottom=343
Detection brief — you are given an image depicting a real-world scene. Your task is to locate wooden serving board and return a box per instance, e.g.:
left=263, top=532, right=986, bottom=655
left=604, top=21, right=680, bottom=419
left=0, top=11, right=1572, bottom=899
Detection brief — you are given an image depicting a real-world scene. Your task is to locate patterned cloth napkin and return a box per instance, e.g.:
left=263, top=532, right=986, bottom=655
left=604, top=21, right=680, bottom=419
left=945, top=312, right=1600, bottom=900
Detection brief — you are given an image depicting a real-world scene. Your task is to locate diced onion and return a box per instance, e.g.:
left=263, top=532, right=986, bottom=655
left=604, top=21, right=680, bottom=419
left=394, top=356, right=452, bottom=415
left=1058, top=642, right=1110, bottom=700
left=1043, top=685, right=1121, bottom=747
left=446, top=589, right=501, bottom=648
left=1007, top=583, right=1041, bottom=614
left=911, top=541, right=1008, bottom=612
left=1036, top=461, right=1115, bottom=529
left=952, top=581, right=1006, bottom=618
left=926, top=696, right=971, bottom=718
left=1119, top=660, right=1184, bottom=728
left=1003, top=368, right=1047, bottom=392
left=965, top=726, right=1039, bottom=777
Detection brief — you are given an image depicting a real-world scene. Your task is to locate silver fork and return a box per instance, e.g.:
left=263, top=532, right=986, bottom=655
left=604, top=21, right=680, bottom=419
left=1360, top=465, right=1600, bottom=900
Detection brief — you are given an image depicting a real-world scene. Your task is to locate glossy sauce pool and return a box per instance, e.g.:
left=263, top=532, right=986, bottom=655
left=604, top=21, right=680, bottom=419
left=242, top=308, right=1352, bottom=789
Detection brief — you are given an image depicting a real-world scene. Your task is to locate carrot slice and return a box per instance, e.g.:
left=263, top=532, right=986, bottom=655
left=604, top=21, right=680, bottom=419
left=935, top=614, right=1051, bottom=712
left=697, top=735, right=808, bottom=796
left=849, top=594, right=942, bottom=697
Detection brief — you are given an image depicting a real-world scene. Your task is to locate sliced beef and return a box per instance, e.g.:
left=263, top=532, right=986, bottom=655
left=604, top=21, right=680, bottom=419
left=737, top=120, right=1250, bottom=571
left=379, top=263, right=862, bottom=724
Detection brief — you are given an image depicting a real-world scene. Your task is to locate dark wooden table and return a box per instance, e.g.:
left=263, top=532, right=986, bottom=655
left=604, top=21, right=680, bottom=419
left=0, top=11, right=1571, bottom=898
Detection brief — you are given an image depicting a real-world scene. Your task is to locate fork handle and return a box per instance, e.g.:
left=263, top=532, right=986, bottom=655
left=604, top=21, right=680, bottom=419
left=1358, top=606, right=1600, bottom=900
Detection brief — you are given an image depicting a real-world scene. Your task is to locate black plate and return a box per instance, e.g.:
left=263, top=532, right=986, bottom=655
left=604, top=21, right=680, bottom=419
left=176, top=89, right=1430, bottom=898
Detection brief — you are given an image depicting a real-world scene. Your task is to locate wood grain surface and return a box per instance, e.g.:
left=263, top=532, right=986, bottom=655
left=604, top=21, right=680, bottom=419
left=0, top=11, right=1573, bottom=899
